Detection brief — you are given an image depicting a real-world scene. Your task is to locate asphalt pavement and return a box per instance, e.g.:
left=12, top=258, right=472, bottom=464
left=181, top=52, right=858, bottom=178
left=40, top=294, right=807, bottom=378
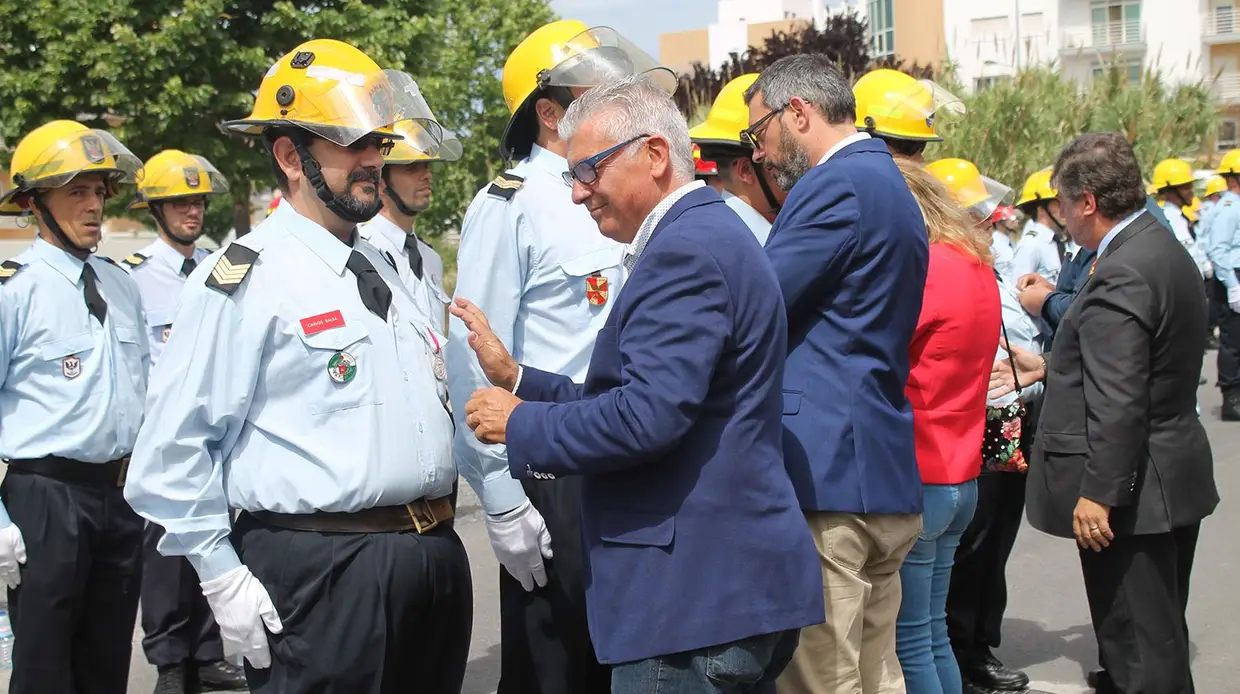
left=1, top=360, right=1235, bottom=694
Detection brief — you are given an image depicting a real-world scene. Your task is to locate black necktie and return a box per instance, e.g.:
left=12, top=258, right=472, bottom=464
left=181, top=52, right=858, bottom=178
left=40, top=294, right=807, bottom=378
left=403, top=235, right=424, bottom=280
left=181, top=257, right=197, bottom=277
left=346, top=251, right=392, bottom=322
left=82, top=264, right=107, bottom=325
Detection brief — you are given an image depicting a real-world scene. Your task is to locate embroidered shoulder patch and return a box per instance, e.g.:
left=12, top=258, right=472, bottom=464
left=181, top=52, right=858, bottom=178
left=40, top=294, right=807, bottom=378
left=0, top=260, right=24, bottom=285
left=486, top=172, right=525, bottom=201
left=205, top=244, right=259, bottom=296
left=122, top=253, right=148, bottom=268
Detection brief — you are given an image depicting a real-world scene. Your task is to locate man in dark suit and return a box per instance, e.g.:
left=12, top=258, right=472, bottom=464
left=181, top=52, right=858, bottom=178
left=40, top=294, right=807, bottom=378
left=455, top=74, right=824, bottom=693
left=741, top=54, right=928, bottom=694
left=1028, top=132, right=1218, bottom=694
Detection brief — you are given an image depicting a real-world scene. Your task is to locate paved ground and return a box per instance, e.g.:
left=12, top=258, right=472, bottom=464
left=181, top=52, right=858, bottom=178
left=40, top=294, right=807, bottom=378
left=1, top=361, right=1235, bottom=694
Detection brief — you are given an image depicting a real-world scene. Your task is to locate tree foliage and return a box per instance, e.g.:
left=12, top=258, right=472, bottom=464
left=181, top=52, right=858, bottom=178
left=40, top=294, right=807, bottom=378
left=0, top=0, right=555, bottom=240
left=928, top=63, right=1219, bottom=194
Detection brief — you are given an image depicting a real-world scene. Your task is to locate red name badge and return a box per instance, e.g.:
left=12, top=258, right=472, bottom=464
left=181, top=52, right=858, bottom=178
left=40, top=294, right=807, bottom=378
left=300, top=310, right=345, bottom=336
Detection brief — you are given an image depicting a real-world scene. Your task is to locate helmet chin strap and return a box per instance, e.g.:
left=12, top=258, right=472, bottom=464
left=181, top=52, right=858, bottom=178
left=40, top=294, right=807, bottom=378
left=150, top=202, right=202, bottom=247
left=1044, top=203, right=1067, bottom=234
left=32, top=193, right=94, bottom=254
left=753, top=164, right=781, bottom=216
left=292, top=138, right=382, bottom=225
left=381, top=168, right=419, bottom=219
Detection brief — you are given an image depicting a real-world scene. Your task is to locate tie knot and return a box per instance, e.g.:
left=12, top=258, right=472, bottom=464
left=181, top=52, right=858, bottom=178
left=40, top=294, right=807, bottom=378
left=404, top=234, right=420, bottom=252
left=347, top=250, right=372, bottom=274
left=181, top=258, right=197, bottom=277
left=82, top=263, right=98, bottom=280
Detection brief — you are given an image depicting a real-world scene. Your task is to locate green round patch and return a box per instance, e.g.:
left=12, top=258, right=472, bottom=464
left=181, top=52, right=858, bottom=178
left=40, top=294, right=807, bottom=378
left=327, top=351, right=357, bottom=383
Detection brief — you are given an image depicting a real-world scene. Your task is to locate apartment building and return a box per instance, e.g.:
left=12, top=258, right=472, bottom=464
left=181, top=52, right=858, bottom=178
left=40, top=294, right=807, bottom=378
left=659, top=0, right=821, bottom=72
left=1203, top=0, right=1240, bottom=149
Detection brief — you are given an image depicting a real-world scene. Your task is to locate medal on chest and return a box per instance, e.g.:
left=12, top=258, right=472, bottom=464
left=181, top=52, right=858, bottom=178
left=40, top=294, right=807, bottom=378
left=427, top=328, right=446, bottom=381
left=586, top=272, right=609, bottom=306
left=327, top=351, right=357, bottom=383
left=62, top=355, right=81, bottom=379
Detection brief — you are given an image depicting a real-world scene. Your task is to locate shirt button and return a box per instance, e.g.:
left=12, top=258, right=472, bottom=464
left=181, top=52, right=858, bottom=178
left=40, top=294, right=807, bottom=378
left=418, top=424, right=424, bottom=434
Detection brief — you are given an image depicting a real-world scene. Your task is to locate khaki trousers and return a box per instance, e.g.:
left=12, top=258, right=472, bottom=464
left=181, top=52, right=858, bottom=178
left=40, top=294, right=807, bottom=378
left=777, top=511, right=922, bottom=694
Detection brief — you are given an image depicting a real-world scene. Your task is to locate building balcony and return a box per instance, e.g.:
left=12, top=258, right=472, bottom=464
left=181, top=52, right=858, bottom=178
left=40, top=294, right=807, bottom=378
left=1203, top=8, right=1240, bottom=44
left=1060, top=20, right=1145, bottom=56
left=1213, top=72, right=1240, bottom=105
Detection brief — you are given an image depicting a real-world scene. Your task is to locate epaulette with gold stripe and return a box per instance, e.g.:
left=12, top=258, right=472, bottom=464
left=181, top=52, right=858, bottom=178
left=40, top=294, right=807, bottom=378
left=0, top=260, right=24, bottom=285
left=205, top=244, right=259, bottom=296
left=486, top=172, right=524, bottom=201
left=121, top=253, right=148, bottom=269
left=97, top=256, right=119, bottom=267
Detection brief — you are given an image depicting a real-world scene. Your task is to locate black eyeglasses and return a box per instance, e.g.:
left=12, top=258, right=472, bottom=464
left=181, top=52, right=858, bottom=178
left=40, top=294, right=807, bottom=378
left=563, top=134, right=651, bottom=186
left=740, top=107, right=786, bottom=149
left=347, top=135, right=396, bottom=156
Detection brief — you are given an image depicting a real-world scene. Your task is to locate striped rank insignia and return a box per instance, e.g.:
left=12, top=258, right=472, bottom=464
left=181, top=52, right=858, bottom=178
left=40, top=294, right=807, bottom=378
left=205, top=244, right=259, bottom=296
left=0, top=260, right=24, bottom=285
left=122, top=253, right=148, bottom=269
left=486, top=172, right=524, bottom=201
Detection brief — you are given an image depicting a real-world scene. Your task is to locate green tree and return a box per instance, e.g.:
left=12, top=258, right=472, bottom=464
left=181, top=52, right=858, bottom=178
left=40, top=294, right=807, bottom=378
left=929, top=64, right=1218, bottom=195
left=0, top=0, right=555, bottom=243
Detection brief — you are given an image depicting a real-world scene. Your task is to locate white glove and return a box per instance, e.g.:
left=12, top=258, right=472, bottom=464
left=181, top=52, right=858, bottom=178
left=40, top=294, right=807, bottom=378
left=0, top=524, right=26, bottom=589
left=1229, top=285, right=1240, bottom=314
left=200, top=565, right=284, bottom=669
left=486, top=499, right=554, bottom=592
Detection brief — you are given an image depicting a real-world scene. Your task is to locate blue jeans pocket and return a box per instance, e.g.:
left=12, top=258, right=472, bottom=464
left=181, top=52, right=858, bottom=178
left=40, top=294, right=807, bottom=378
left=703, top=633, right=782, bottom=686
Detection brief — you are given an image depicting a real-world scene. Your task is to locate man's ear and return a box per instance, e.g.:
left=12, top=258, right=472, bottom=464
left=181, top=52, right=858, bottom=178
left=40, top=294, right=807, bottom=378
left=271, top=136, right=303, bottom=186
left=734, top=157, right=757, bottom=185
left=1081, top=191, right=1098, bottom=217
left=645, top=135, right=672, bottom=179
left=788, top=96, right=815, bottom=133
left=534, top=98, right=564, bottom=133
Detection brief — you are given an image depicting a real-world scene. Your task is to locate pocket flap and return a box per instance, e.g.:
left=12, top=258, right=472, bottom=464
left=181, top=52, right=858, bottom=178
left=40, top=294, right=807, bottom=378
left=597, top=510, right=674, bottom=547
left=1040, top=431, right=1088, bottom=454
left=782, top=390, right=802, bottom=415
left=39, top=333, right=94, bottom=360
left=115, top=326, right=142, bottom=345
left=296, top=323, right=369, bottom=352
left=144, top=309, right=174, bottom=328
left=559, top=247, right=624, bottom=277
left=428, top=281, right=451, bottom=304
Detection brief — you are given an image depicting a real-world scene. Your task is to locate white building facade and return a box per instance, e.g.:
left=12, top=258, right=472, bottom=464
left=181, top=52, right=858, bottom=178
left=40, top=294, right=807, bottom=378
left=704, top=0, right=824, bottom=67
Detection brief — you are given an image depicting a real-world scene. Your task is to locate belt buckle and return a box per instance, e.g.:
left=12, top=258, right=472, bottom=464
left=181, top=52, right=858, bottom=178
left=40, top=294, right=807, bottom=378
left=116, top=458, right=130, bottom=488
left=405, top=499, right=439, bottom=534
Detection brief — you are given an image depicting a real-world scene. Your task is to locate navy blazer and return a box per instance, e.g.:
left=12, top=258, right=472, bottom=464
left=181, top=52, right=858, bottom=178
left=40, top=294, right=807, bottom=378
left=506, top=185, right=824, bottom=664
left=765, top=137, right=928, bottom=514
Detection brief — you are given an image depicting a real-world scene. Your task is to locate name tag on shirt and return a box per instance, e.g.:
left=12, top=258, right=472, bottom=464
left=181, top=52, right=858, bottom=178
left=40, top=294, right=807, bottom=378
left=300, top=310, right=345, bottom=336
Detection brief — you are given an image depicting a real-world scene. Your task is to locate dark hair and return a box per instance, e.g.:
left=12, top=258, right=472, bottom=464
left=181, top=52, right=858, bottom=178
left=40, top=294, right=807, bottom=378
left=697, top=143, right=751, bottom=182
left=1051, top=132, right=1145, bottom=220
left=743, top=54, right=855, bottom=125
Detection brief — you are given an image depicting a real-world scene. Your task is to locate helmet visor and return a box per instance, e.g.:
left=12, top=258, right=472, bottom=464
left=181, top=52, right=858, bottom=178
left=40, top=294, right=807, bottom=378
left=962, top=175, right=1014, bottom=222
left=288, top=67, right=444, bottom=148
left=435, top=128, right=464, bottom=161
left=144, top=155, right=230, bottom=198
left=16, top=129, right=142, bottom=190
left=541, top=27, right=677, bottom=95
left=870, top=79, right=966, bottom=134
left=389, top=118, right=449, bottom=161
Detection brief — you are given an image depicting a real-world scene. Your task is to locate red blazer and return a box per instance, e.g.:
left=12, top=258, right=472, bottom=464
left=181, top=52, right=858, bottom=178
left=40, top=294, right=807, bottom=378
left=906, top=242, right=1002, bottom=485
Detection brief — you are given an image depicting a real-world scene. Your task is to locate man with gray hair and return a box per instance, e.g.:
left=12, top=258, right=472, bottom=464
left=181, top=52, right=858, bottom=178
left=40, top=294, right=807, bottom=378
left=452, top=73, right=825, bottom=693
left=742, top=54, right=929, bottom=694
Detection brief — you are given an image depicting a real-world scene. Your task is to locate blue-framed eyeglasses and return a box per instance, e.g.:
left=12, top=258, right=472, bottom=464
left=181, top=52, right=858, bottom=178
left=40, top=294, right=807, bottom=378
left=562, top=134, right=651, bottom=186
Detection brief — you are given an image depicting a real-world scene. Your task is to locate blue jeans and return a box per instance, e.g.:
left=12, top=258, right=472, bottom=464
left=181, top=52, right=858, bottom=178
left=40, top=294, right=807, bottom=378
left=896, top=480, right=979, bottom=694
left=611, top=630, right=799, bottom=694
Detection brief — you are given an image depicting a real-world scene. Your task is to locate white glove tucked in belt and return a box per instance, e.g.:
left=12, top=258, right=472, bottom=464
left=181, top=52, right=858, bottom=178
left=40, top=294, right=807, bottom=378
left=486, top=499, right=554, bottom=592
left=200, top=565, right=284, bottom=668
left=0, top=524, right=26, bottom=589
left=1229, top=285, right=1240, bottom=314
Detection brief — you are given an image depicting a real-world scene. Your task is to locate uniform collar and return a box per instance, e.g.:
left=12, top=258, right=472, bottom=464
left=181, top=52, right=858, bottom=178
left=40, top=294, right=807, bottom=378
left=360, top=213, right=410, bottom=255
left=721, top=190, right=772, bottom=232
left=149, top=236, right=197, bottom=271
left=31, top=236, right=86, bottom=284
left=1025, top=220, right=1057, bottom=242
left=275, top=200, right=353, bottom=274
left=529, top=144, right=571, bottom=182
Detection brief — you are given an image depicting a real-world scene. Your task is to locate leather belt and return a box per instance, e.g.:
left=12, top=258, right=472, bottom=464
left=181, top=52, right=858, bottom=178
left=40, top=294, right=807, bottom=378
left=250, top=496, right=454, bottom=534
left=6, top=456, right=129, bottom=487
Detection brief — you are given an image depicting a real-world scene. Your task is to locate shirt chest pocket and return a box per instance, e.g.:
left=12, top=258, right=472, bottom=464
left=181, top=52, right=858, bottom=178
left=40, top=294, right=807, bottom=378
left=294, top=323, right=385, bottom=414
left=38, top=333, right=95, bottom=380
left=144, top=309, right=174, bottom=343
left=558, top=247, right=624, bottom=328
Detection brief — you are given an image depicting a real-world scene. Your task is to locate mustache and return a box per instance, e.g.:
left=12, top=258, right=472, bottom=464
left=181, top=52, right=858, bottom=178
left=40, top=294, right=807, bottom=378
left=348, top=169, right=380, bottom=186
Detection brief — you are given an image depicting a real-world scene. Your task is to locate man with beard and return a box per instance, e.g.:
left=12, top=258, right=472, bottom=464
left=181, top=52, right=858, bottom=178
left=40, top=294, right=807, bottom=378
left=360, top=120, right=462, bottom=334
left=123, top=150, right=247, bottom=694
left=0, top=120, right=149, bottom=694
left=742, top=54, right=929, bottom=694
left=124, top=39, right=471, bottom=694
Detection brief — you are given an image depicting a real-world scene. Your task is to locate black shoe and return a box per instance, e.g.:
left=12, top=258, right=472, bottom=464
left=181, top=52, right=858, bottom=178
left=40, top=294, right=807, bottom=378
left=154, top=664, right=188, bottom=694
left=1223, top=391, right=1240, bottom=421
left=960, top=650, right=1030, bottom=691
left=1088, top=668, right=1118, bottom=693
left=194, top=660, right=248, bottom=691
left=1206, top=335, right=1220, bottom=350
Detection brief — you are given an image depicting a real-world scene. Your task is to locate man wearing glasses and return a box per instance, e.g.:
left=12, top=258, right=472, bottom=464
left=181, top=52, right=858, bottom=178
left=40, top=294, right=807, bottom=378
left=124, top=150, right=248, bottom=694
left=743, top=54, right=930, bottom=694
left=446, top=20, right=672, bottom=694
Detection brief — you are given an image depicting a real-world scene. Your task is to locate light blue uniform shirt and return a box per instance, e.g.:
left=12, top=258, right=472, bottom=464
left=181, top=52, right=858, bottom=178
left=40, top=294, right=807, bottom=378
left=1159, top=203, right=1210, bottom=279
left=991, top=231, right=1016, bottom=286
left=125, top=202, right=455, bottom=580
left=721, top=190, right=772, bottom=247
left=991, top=278, right=1043, bottom=408
left=358, top=214, right=451, bottom=335
left=446, top=144, right=626, bottom=515
left=124, top=238, right=212, bottom=367
left=1012, top=220, right=1063, bottom=284
left=1206, top=191, right=1240, bottom=290
left=0, top=238, right=150, bottom=526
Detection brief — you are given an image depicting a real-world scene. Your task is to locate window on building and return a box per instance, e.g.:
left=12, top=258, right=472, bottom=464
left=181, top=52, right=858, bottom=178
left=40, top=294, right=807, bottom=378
left=1090, top=1, right=1141, bottom=45
left=974, top=75, right=1013, bottom=91
left=1211, top=1, right=1235, bottom=35
left=1219, top=119, right=1238, bottom=151
left=1091, top=60, right=1142, bottom=83
left=868, top=0, right=895, bottom=58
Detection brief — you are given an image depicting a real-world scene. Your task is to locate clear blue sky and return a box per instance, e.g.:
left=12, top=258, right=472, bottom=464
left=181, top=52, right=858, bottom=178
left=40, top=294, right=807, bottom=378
left=549, top=0, right=717, bottom=59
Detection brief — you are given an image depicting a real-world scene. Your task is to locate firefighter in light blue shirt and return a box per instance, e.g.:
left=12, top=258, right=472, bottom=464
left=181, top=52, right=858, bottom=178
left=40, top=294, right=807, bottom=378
left=124, top=39, right=471, bottom=692
left=444, top=19, right=673, bottom=693
left=1204, top=150, right=1240, bottom=420
left=1013, top=168, right=1068, bottom=285
left=124, top=149, right=247, bottom=692
left=0, top=119, right=148, bottom=694
left=689, top=73, right=784, bottom=246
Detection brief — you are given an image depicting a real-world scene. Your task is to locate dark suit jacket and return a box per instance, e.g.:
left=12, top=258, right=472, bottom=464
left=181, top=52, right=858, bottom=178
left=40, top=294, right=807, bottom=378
left=1028, top=211, right=1219, bottom=538
left=765, top=137, right=928, bottom=514
left=505, top=186, right=824, bottom=664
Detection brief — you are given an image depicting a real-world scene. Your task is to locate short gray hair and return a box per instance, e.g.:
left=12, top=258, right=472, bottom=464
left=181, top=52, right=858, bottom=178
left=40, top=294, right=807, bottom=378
left=1052, top=132, right=1145, bottom=220
left=744, top=54, right=855, bottom=125
left=559, top=74, right=695, bottom=182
